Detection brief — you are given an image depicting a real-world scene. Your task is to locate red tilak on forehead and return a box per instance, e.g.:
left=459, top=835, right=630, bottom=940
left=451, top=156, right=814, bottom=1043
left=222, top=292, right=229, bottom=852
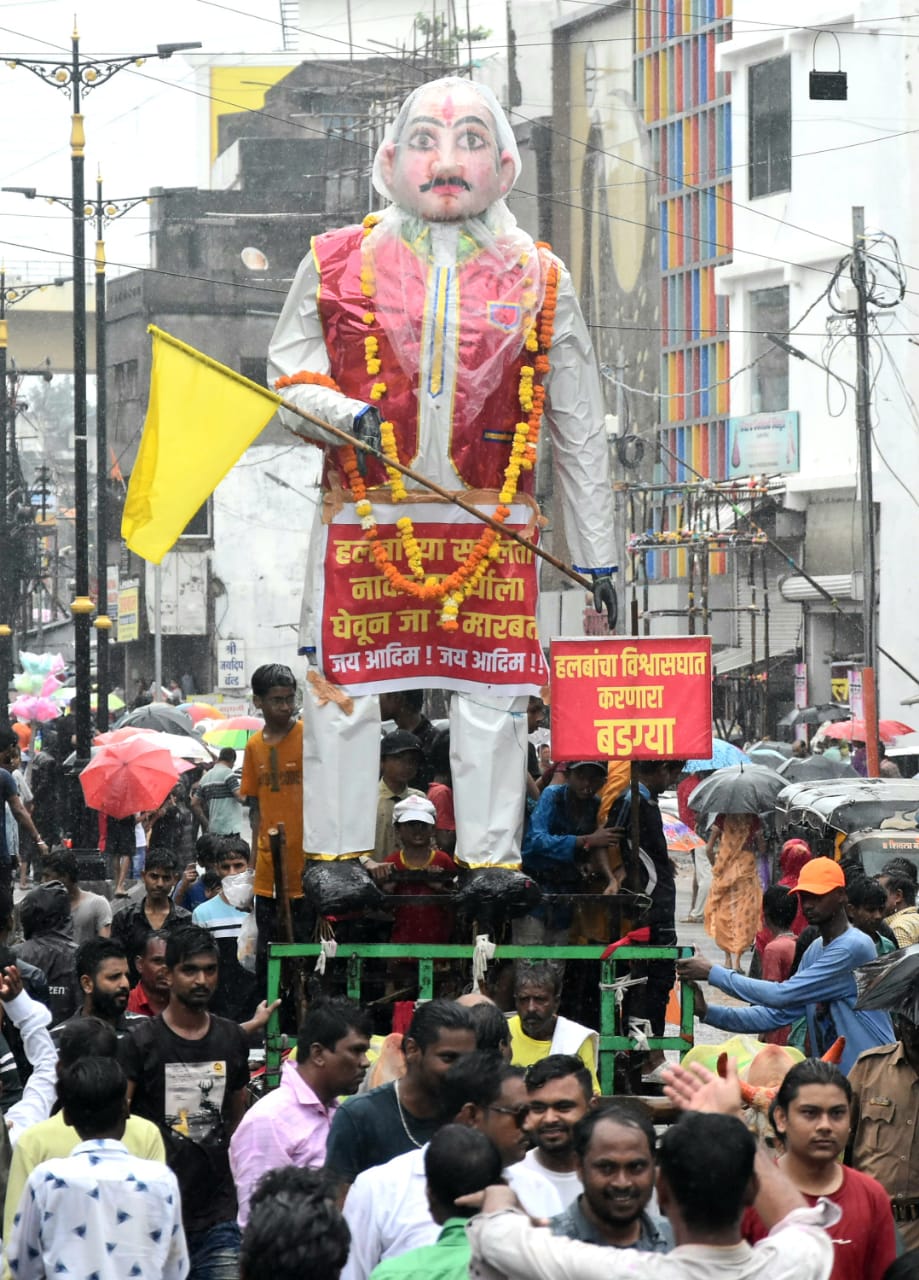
left=441, top=93, right=455, bottom=125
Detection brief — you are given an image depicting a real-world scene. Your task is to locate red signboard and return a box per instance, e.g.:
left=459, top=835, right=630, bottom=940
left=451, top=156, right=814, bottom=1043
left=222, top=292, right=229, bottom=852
left=550, top=636, right=713, bottom=760
left=318, top=501, right=547, bottom=696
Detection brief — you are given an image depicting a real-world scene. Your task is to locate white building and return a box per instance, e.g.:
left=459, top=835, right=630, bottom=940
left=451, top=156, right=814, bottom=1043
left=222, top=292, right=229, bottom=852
left=715, top=0, right=919, bottom=718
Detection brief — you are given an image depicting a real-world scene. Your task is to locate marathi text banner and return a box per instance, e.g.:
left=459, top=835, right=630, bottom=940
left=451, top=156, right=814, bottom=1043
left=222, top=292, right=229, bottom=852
left=319, top=503, right=548, bottom=696
left=550, top=636, right=713, bottom=760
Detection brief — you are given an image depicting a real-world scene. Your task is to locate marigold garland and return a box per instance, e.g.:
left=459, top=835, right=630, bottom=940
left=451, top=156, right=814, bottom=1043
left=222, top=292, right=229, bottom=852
left=276, top=233, right=560, bottom=631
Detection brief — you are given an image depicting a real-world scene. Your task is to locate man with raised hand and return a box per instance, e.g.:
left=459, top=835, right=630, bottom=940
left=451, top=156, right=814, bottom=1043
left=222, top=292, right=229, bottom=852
left=466, top=1057, right=838, bottom=1280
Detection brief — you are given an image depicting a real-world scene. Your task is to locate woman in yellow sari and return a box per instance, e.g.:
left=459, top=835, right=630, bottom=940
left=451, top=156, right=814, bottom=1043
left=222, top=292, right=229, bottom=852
left=704, top=812, right=763, bottom=971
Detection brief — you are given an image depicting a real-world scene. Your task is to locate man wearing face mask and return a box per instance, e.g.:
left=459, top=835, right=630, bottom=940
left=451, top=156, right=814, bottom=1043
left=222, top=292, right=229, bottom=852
left=268, top=77, right=616, bottom=905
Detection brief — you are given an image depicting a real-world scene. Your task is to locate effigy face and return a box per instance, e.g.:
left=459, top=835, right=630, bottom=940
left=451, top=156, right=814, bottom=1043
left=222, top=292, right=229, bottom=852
left=378, top=82, right=516, bottom=223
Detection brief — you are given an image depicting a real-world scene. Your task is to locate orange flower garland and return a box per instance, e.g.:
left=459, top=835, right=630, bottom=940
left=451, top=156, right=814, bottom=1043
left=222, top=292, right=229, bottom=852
left=276, top=231, right=560, bottom=631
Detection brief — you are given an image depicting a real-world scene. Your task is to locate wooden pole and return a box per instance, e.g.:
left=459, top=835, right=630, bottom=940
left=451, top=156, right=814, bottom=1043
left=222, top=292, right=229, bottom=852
left=280, top=399, right=595, bottom=592
left=268, top=824, right=294, bottom=945
left=862, top=666, right=880, bottom=778
left=268, top=821, right=306, bottom=1026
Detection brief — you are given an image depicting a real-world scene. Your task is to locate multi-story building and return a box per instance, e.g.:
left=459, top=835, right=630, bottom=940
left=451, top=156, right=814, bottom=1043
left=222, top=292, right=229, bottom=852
left=715, top=0, right=919, bottom=719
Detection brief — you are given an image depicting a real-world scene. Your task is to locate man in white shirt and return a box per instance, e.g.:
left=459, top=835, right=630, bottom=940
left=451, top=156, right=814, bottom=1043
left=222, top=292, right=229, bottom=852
left=342, top=1052, right=561, bottom=1280
left=520, top=1055, right=593, bottom=1210
left=7, top=1055, right=187, bottom=1280
left=467, top=1059, right=838, bottom=1280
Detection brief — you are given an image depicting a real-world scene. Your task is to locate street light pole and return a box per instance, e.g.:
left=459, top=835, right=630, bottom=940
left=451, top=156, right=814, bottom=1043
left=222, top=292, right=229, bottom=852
left=93, top=175, right=151, bottom=727
left=3, top=29, right=200, bottom=840
left=69, top=29, right=93, bottom=811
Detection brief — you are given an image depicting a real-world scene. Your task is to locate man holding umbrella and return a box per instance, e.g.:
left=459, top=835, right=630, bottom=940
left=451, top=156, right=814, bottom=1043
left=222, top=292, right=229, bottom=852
left=678, top=858, right=894, bottom=1073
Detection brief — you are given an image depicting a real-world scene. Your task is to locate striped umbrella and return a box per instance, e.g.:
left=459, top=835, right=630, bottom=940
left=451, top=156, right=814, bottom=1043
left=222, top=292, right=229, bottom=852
left=203, top=716, right=263, bottom=749
left=179, top=701, right=227, bottom=724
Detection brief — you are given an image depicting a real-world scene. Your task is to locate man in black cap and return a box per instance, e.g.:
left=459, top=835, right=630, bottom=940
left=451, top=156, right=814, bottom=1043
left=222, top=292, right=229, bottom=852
left=371, top=731, right=425, bottom=864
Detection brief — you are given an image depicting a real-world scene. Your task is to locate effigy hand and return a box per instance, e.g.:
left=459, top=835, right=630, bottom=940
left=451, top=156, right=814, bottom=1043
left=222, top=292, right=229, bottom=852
left=592, top=574, right=618, bottom=630
left=352, top=404, right=383, bottom=477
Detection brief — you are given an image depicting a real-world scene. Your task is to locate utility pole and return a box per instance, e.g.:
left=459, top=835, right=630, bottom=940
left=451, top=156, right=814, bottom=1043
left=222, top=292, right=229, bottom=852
left=851, top=206, right=880, bottom=776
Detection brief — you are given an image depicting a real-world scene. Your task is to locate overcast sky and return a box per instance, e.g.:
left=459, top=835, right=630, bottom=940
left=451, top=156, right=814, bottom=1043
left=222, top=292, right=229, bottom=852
left=0, top=0, right=499, bottom=276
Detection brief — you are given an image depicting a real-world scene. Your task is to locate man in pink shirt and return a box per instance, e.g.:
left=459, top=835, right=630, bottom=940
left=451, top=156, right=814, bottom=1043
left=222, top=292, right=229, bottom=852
left=230, top=999, right=372, bottom=1226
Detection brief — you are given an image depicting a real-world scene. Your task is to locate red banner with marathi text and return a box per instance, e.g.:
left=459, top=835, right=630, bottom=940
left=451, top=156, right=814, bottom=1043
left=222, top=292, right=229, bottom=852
left=550, top=636, right=713, bottom=760
left=318, top=501, right=548, bottom=696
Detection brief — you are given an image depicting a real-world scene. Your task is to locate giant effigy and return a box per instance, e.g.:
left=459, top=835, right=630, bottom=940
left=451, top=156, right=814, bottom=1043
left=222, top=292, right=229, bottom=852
left=268, top=76, right=617, bottom=908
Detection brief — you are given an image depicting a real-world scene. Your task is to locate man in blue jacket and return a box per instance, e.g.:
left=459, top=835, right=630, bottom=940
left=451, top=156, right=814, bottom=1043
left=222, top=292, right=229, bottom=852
left=678, top=857, right=893, bottom=1073
left=517, top=763, right=619, bottom=946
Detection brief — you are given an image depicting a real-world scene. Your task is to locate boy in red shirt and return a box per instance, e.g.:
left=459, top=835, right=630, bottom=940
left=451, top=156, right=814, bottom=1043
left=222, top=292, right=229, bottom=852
left=379, top=795, right=456, bottom=943
left=742, top=1059, right=895, bottom=1280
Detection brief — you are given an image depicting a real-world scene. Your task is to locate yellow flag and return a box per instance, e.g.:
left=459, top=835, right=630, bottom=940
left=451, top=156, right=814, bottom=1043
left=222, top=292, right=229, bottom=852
left=122, top=326, right=282, bottom=563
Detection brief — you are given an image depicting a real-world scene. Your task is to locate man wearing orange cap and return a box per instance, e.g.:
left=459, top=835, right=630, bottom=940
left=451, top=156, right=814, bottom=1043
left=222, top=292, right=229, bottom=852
left=678, top=858, right=893, bottom=1073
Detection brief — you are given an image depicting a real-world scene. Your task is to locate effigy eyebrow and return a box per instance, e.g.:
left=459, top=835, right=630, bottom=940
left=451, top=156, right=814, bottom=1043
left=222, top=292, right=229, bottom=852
left=406, top=114, right=491, bottom=131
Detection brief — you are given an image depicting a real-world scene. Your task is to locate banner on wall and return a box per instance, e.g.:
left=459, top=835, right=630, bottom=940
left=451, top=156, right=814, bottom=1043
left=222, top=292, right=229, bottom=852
left=549, top=636, right=713, bottom=760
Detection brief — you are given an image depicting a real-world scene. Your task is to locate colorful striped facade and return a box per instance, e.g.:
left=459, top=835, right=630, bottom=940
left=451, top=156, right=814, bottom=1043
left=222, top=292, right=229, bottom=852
left=634, top=0, right=733, bottom=580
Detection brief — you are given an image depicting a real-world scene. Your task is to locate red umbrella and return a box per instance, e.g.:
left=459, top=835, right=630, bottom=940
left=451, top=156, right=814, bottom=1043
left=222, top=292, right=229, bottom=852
left=821, top=718, right=913, bottom=744
left=79, top=736, right=183, bottom=819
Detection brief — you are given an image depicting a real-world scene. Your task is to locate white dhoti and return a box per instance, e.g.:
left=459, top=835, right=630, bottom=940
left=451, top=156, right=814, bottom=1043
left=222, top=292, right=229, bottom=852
left=302, top=680, right=528, bottom=867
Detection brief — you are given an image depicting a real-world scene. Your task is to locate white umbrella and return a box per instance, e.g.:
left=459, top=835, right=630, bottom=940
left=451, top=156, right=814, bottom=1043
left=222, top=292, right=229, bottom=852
left=94, top=727, right=215, bottom=765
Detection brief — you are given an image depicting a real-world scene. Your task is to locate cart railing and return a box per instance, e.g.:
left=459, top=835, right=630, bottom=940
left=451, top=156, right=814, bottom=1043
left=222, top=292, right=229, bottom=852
left=265, top=942, right=695, bottom=1095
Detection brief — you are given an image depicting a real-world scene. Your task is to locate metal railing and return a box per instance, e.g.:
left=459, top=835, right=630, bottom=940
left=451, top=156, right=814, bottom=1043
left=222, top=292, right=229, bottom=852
left=265, top=942, right=695, bottom=1095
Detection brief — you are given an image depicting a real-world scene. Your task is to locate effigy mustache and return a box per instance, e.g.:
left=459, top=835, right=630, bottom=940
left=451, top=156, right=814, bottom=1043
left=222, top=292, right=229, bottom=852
left=418, top=176, right=472, bottom=192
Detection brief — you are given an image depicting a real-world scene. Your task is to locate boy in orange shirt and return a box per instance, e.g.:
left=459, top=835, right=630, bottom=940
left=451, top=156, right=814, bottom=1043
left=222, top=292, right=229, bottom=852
left=240, top=663, right=310, bottom=989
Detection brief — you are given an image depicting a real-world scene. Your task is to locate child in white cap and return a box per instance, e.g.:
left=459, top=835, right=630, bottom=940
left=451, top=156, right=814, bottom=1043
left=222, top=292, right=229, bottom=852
left=380, top=795, right=457, bottom=945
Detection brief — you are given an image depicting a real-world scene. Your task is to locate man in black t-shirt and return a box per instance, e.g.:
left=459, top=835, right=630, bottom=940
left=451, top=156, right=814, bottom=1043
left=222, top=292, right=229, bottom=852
left=323, top=999, right=476, bottom=1197
left=122, top=924, right=249, bottom=1279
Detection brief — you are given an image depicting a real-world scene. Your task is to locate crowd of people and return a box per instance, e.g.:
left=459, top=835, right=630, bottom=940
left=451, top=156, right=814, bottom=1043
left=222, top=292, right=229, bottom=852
left=5, top=674, right=919, bottom=1277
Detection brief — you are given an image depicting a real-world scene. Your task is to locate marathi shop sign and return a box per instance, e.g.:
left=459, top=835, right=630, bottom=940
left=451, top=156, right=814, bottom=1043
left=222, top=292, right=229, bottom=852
left=550, top=636, right=713, bottom=760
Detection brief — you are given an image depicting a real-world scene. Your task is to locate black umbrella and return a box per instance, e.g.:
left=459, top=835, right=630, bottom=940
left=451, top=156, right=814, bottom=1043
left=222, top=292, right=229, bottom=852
left=777, top=756, right=859, bottom=782
left=687, top=763, right=789, bottom=816
left=778, top=704, right=850, bottom=728
left=855, top=943, right=919, bottom=1024
left=113, top=704, right=202, bottom=738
